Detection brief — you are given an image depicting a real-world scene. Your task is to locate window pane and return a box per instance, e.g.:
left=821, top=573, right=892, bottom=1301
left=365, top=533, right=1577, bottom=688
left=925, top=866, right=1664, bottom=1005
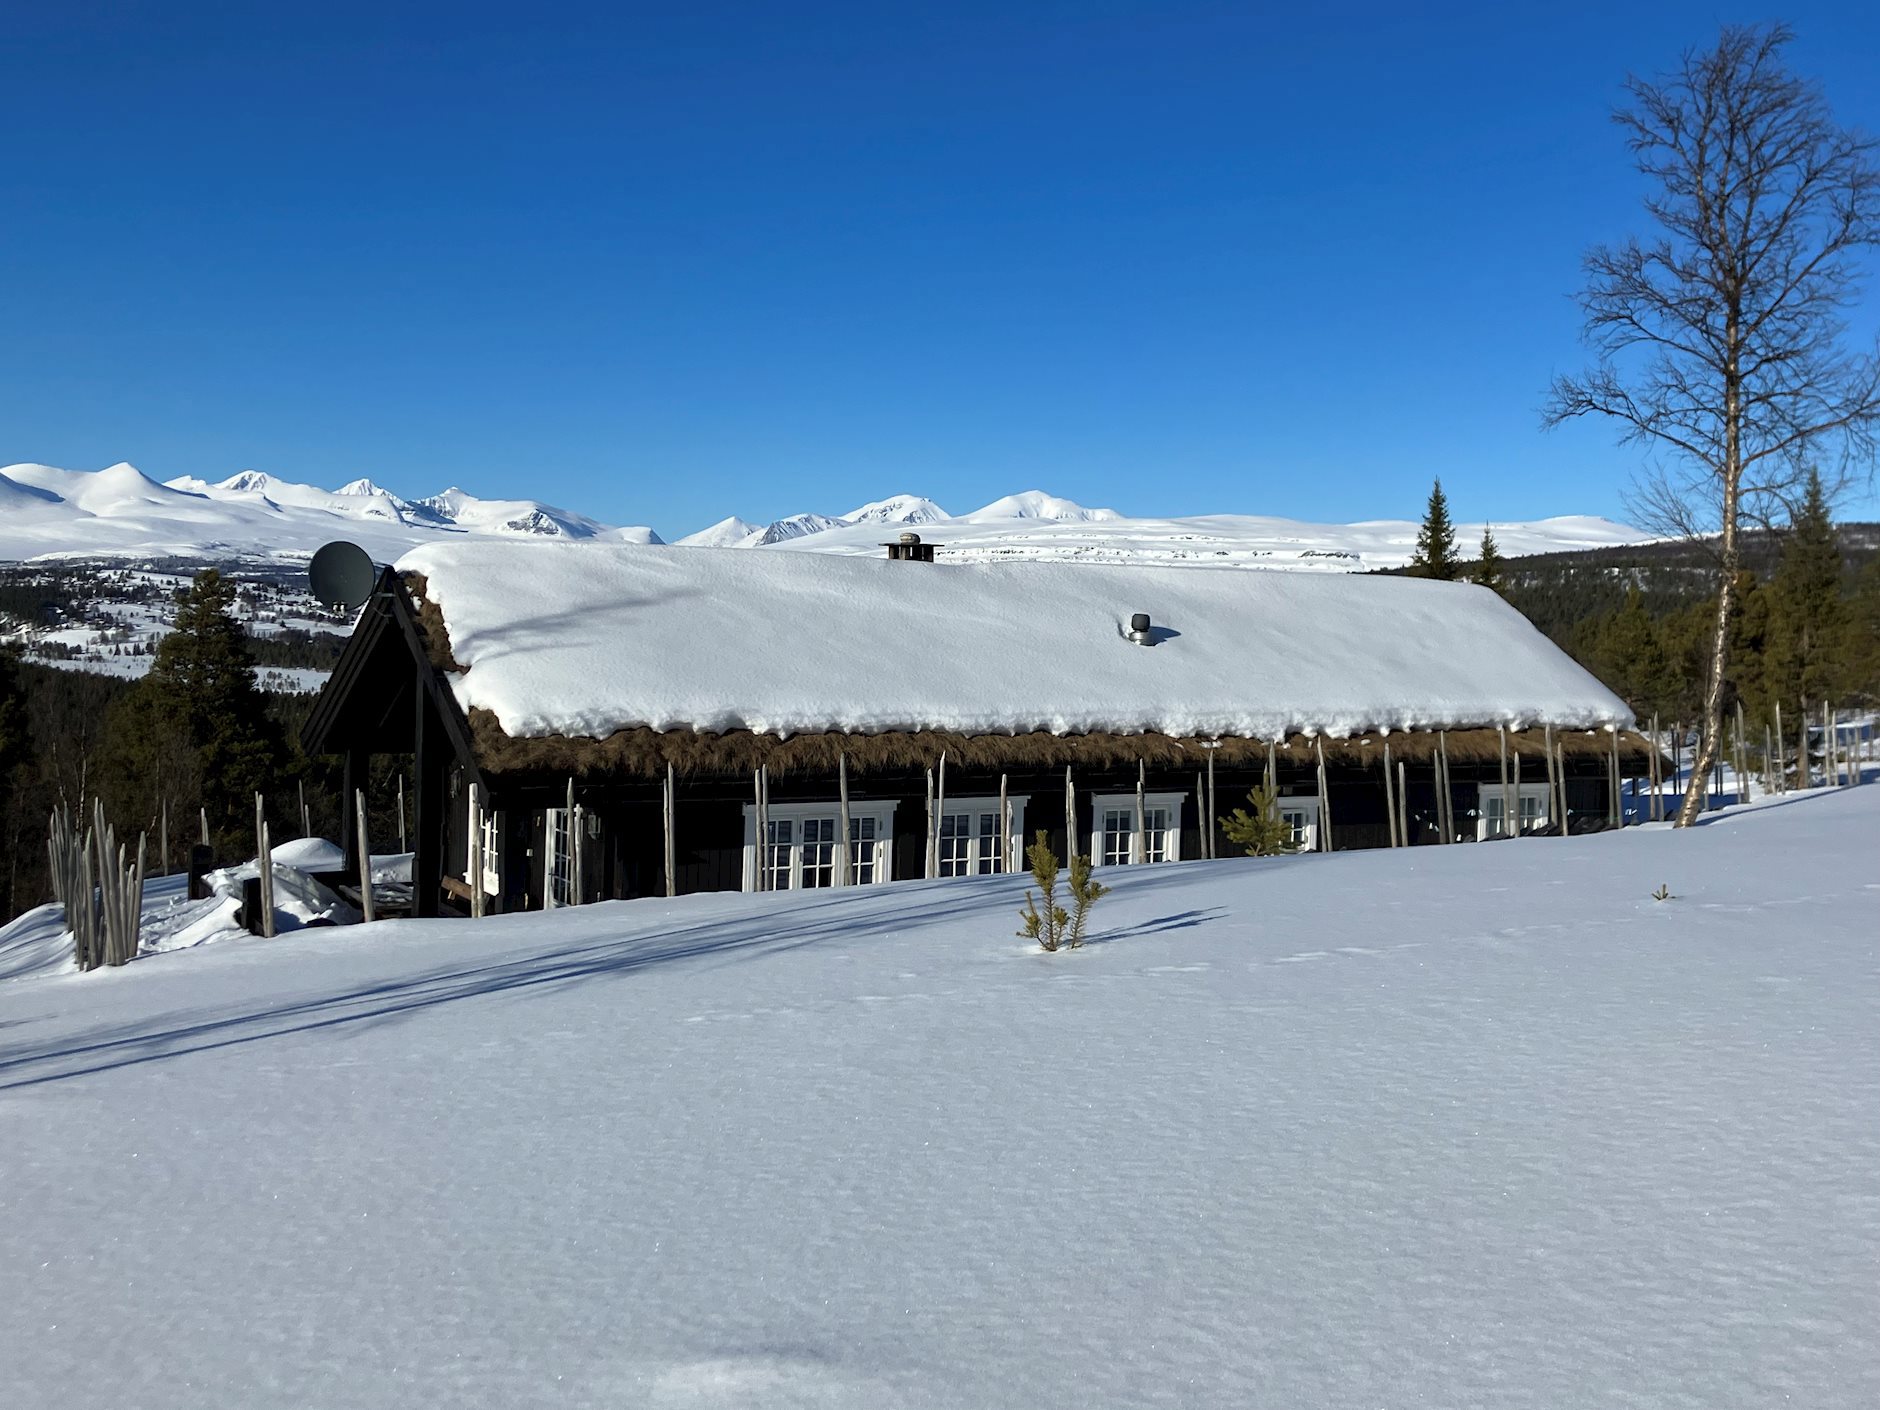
left=546, top=808, right=575, bottom=905
left=849, top=816, right=878, bottom=884
left=976, top=811, right=1002, bottom=874
left=764, top=818, right=793, bottom=890
left=939, top=812, right=971, bottom=877
left=1101, top=809, right=1133, bottom=866
left=1143, top=807, right=1172, bottom=863
left=801, top=816, right=836, bottom=888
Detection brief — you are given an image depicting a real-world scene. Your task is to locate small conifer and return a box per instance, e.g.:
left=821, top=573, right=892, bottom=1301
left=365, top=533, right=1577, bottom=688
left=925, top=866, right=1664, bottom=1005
left=1219, top=781, right=1298, bottom=857
left=1017, top=830, right=1109, bottom=951
left=1409, top=478, right=1462, bottom=581
left=1475, top=524, right=1505, bottom=592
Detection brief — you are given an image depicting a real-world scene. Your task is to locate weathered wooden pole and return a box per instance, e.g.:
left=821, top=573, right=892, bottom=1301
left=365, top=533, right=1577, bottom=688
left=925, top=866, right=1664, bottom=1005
left=1554, top=741, right=1568, bottom=835
left=252, top=792, right=275, bottom=938
left=1063, top=765, right=1076, bottom=861
left=1314, top=737, right=1332, bottom=853
left=160, top=797, right=170, bottom=877
left=468, top=781, right=485, bottom=919
left=1194, top=769, right=1206, bottom=861
left=759, top=765, right=772, bottom=890
left=933, top=751, right=949, bottom=876
left=1497, top=726, right=1511, bottom=839
left=1609, top=729, right=1623, bottom=828
left=1435, top=731, right=1452, bottom=842
left=298, top=779, right=309, bottom=838
left=1382, top=741, right=1398, bottom=848
left=752, top=768, right=765, bottom=891
left=1134, top=760, right=1147, bottom=864
left=832, top=753, right=850, bottom=886
left=353, top=788, right=374, bottom=924
left=998, top=771, right=1010, bottom=874
left=398, top=774, right=409, bottom=853
left=200, top=806, right=210, bottom=847
left=1513, top=748, right=1525, bottom=837
left=664, top=762, right=678, bottom=897
left=1543, top=725, right=1559, bottom=833
left=923, top=766, right=936, bottom=880
left=566, top=777, right=581, bottom=906
left=1774, top=701, right=1786, bottom=792
left=1397, top=759, right=1409, bottom=845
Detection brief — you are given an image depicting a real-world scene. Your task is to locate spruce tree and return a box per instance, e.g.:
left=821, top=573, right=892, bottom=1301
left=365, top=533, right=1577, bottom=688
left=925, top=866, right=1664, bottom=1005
left=1409, top=479, right=1461, bottom=580
left=1767, top=470, right=1848, bottom=714
left=1592, top=587, right=1672, bottom=717
left=137, top=570, right=284, bottom=852
left=1475, top=525, right=1505, bottom=593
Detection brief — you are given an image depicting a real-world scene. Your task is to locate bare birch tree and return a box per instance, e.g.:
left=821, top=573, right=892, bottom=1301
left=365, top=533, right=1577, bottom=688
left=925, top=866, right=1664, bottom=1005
left=1545, top=24, right=1880, bottom=827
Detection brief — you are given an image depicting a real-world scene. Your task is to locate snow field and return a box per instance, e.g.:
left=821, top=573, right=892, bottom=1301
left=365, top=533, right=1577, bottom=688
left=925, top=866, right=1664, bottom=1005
left=1, top=788, right=1875, bottom=1408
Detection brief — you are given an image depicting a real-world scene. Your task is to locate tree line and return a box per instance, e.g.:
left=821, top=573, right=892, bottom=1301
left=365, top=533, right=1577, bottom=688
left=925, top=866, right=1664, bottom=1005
left=1399, top=467, right=1877, bottom=731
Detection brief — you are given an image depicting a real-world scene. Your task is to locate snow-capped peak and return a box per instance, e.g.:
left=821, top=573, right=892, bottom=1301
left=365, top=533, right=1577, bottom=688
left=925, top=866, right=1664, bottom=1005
left=839, top=494, right=950, bottom=526
left=964, top=490, right=1123, bottom=523
left=334, top=477, right=397, bottom=499
left=677, top=516, right=763, bottom=548
left=216, top=470, right=274, bottom=493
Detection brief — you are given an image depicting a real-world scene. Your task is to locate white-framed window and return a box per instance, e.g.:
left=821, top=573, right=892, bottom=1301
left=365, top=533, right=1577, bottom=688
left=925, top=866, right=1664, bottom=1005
left=937, top=796, right=1030, bottom=877
left=1275, top=795, right=1320, bottom=852
left=1477, top=782, right=1551, bottom=840
left=1091, top=792, right=1184, bottom=866
left=743, top=800, right=898, bottom=891
left=545, top=807, right=577, bottom=906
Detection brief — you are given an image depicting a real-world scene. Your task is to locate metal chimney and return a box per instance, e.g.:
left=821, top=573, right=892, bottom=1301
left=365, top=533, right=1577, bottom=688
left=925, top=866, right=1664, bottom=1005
left=882, top=531, right=937, bottom=562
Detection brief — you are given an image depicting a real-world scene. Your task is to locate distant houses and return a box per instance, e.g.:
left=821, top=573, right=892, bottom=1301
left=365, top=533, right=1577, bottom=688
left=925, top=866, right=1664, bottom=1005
left=304, top=536, right=1652, bottom=917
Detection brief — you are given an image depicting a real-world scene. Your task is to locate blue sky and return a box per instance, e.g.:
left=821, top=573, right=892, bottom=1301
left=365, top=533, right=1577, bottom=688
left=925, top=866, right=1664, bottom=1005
left=3, top=1, right=1877, bottom=537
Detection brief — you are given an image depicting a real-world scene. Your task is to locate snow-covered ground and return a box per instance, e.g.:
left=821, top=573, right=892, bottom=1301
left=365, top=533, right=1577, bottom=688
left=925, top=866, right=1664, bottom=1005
left=3, top=786, right=1874, bottom=1408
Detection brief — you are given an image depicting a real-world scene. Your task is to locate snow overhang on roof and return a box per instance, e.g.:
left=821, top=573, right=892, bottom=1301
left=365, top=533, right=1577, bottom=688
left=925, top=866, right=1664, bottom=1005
left=394, top=541, right=1635, bottom=744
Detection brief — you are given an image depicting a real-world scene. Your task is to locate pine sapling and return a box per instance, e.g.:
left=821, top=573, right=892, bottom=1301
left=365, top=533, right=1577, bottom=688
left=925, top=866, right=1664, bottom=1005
left=1017, top=831, right=1070, bottom=951
left=1219, top=781, right=1297, bottom=857
left=1065, top=853, right=1109, bottom=948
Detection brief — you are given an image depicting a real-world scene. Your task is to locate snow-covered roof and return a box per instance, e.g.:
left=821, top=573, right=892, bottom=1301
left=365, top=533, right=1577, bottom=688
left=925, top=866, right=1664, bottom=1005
left=397, top=541, right=1634, bottom=742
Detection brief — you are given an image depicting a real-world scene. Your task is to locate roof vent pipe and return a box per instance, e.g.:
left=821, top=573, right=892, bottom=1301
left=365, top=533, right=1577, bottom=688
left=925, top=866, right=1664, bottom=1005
left=1128, top=612, right=1153, bottom=645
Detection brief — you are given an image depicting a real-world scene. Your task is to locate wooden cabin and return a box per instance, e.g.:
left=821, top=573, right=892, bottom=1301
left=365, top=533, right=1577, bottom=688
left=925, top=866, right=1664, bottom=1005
left=303, top=536, right=1654, bottom=917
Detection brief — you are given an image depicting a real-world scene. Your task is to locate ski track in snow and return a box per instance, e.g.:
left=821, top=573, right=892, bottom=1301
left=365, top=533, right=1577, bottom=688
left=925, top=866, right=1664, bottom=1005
left=1, top=790, right=1876, bottom=1408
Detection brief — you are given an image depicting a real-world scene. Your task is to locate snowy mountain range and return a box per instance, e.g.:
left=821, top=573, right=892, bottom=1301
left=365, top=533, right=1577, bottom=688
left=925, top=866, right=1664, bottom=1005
left=0, top=461, right=1652, bottom=573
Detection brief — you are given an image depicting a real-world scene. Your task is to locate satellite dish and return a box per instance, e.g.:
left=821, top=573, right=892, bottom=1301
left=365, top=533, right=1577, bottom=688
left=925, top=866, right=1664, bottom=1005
left=309, top=540, right=378, bottom=611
